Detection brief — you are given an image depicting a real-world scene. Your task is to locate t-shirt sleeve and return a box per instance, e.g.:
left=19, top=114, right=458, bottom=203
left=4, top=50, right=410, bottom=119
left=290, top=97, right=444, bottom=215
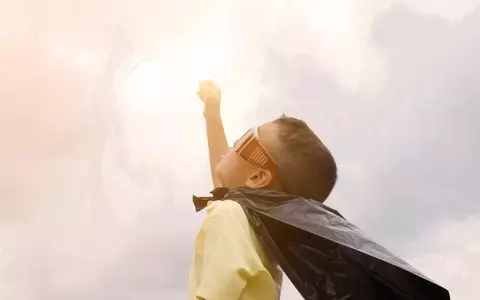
left=196, top=201, right=263, bottom=300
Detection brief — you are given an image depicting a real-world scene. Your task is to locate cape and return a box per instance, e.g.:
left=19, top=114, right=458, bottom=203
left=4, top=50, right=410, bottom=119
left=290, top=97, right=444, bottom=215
left=193, top=187, right=450, bottom=300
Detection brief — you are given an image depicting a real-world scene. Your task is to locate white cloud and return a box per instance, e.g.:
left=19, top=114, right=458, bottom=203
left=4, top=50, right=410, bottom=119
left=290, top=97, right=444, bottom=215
left=408, top=216, right=480, bottom=300
left=400, top=0, right=480, bottom=21
left=1, top=0, right=479, bottom=299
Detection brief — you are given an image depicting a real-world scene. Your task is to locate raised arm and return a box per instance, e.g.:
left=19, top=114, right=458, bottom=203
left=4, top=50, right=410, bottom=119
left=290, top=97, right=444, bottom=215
left=196, top=80, right=229, bottom=188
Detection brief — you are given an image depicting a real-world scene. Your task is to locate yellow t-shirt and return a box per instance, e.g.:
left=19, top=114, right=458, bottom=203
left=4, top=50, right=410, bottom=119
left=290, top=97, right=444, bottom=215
left=189, top=200, right=282, bottom=300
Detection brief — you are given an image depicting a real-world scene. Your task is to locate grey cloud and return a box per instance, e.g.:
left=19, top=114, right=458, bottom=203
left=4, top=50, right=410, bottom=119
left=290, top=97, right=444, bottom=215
left=253, top=6, right=480, bottom=298
left=1, top=2, right=479, bottom=300
left=256, top=3, right=480, bottom=255
left=364, top=4, right=480, bottom=252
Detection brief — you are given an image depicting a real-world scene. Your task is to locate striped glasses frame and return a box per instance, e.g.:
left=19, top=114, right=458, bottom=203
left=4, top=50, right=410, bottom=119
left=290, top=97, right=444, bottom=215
left=233, top=126, right=278, bottom=174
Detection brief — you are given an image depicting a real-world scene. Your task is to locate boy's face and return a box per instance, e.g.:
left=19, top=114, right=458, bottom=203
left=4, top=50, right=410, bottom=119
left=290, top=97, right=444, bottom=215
left=215, top=121, right=279, bottom=190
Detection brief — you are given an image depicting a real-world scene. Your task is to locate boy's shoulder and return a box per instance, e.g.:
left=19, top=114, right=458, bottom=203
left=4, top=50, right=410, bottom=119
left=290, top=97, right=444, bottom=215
left=204, top=199, right=249, bottom=227
left=205, top=199, right=243, bottom=214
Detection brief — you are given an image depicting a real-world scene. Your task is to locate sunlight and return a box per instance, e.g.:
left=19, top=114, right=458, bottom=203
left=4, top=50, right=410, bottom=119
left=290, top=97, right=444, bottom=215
left=73, top=51, right=92, bottom=68
left=53, top=42, right=67, bottom=57
left=49, top=41, right=99, bottom=73
left=179, top=34, right=228, bottom=88
left=124, top=29, right=230, bottom=118
left=294, top=0, right=354, bottom=41
left=122, top=27, right=232, bottom=171
left=125, top=60, right=166, bottom=114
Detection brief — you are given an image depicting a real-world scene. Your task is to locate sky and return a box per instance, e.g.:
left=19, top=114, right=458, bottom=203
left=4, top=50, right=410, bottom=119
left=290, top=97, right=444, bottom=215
left=0, top=0, right=479, bottom=299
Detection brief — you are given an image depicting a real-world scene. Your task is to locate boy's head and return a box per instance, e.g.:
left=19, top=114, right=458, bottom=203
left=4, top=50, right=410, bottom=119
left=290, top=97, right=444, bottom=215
left=215, top=115, right=337, bottom=202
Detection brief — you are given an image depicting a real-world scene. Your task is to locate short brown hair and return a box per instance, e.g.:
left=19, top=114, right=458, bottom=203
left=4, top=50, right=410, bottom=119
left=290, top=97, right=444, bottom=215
left=271, top=115, right=337, bottom=202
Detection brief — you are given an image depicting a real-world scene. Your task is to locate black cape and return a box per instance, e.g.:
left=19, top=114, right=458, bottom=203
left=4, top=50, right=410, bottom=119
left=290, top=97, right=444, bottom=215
left=193, top=187, right=450, bottom=300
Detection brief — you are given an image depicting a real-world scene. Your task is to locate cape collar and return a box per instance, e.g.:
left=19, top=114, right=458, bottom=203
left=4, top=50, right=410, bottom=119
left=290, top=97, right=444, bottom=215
left=192, top=187, right=296, bottom=212
left=192, top=187, right=230, bottom=212
left=193, top=187, right=344, bottom=219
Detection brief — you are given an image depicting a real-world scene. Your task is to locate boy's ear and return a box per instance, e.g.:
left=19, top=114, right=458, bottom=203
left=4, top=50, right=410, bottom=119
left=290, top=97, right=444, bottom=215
left=245, top=169, right=273, bottom=189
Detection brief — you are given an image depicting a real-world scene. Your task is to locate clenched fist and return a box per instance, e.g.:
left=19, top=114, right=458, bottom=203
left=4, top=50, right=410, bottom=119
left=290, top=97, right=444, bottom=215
left=197, top=80, right=221, bottom=106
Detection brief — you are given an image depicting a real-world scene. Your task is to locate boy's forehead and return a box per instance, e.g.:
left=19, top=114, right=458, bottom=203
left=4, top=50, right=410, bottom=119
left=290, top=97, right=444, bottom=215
left=258, top=121, right=276, bottom=135
left=258, top=121, right=281, bottom=149
left=235, top=121, right=279, bottom=147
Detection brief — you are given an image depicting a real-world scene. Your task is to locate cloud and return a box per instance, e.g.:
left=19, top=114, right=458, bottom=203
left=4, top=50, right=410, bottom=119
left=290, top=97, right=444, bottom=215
left=399, top=0, right=480, bottom=21
left=407, top=215, right=480, bottom=300
left=1, top=1, right=479, bottom=299
left=357, top=4, right=480, bottom=247
left=255, top=3, right=480, bottom=298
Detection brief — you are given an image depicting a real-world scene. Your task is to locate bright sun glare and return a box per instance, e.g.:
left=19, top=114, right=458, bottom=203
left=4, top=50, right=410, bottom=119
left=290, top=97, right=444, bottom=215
left=46, top=0, right=355, bottom=121
left=123, top=0, right=355, bottom=116
left=125, top=32, right=228, bottom=117
left=295, top=0, right=354, bottom=42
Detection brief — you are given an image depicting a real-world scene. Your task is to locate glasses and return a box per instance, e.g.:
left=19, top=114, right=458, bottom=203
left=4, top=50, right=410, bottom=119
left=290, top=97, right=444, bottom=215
left=233, top=126, right=277, bottom=175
